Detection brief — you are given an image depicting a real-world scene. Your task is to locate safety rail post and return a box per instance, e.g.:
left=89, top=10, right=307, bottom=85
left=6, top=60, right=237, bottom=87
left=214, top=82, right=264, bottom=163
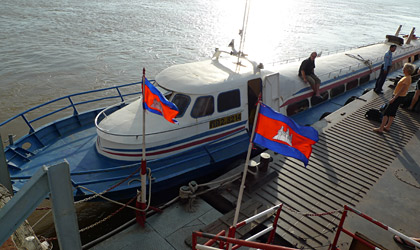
left=0, top=134, right=13, bottom=194
left=21, top=114, right=35, bottom=133
left=192, top=231, right=198, bottom=250
left=116, top=87, right=125, bottom=102
left=67, top=96, right=79, bottom=116
left=0, top=161, right=81, bottom=250
left=267, top=204, right=283, bottom=244
left=330, top=207, right=347, bottom=249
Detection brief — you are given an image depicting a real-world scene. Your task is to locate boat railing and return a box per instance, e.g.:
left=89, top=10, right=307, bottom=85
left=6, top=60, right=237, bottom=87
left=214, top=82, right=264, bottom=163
left=0, top=81, right=145, bottom=142
left=268, top=41, right=384, bottom=66
left=270, top=42, right=420, bottom=82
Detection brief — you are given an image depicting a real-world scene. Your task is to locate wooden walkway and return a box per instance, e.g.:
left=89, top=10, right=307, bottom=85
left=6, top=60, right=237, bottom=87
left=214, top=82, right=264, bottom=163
left=252, top=91, right=420, bottom=249
left=200, top=89, right=420, bottom=249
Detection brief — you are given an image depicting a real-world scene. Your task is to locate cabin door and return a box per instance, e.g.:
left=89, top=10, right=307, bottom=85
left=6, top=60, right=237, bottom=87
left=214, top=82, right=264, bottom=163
left=247, top=78, right=262, bottom=130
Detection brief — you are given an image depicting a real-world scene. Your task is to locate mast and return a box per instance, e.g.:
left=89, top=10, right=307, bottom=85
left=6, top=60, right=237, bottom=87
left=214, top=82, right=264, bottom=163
left=235, top=0, right=251, bottom=72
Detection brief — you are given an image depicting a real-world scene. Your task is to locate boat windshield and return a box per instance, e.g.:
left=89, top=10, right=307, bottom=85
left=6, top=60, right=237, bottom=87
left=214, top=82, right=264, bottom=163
left=172, top=94, right=191, bottom=118
left=155, top=81, right=190, bottom=118
left=155, top=83, right=173, bottom=100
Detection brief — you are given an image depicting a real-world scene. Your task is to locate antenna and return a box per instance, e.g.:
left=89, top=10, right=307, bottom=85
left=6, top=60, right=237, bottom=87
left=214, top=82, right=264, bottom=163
left=235, top=0, right=251, bottom=72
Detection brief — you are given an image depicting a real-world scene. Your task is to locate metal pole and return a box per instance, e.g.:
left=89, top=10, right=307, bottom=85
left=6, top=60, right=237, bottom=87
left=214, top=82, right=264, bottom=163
left=138, top=68, right=147, bottom=227
left=231, top=101, right=261, bottom=233
left=0, top=134, right=13, bottom=194
left=47, top=161, right=82, bottom=250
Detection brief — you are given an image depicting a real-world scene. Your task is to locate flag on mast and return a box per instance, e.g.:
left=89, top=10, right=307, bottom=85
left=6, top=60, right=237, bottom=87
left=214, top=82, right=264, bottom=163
left=143, top=78, right=179, bottom=124
left=253, top=103, right=318, bottom=166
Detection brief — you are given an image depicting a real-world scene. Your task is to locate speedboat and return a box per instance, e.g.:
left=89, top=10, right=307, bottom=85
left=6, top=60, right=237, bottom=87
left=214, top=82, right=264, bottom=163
left=2, top=28, right=420, bottom=201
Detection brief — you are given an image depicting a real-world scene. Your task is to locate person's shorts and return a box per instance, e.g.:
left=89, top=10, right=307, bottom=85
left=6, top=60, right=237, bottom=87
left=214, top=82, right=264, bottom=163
left=383, top=96, right=405, bottom=117
left=303, top=74, right=321, bottom=86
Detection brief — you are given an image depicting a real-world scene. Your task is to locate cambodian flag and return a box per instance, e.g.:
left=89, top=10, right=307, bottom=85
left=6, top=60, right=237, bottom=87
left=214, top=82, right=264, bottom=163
left=253, top=103, right=318, bottom=166
left=143, top=78, right=179, bottom=124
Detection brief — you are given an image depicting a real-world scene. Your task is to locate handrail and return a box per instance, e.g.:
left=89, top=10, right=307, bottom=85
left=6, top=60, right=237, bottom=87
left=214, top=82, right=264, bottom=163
left=0, top=81, right=145, bottom=136
left=329, top=205, right=420, bottom=250
left=192, top=231, right=297, bottom=250
left=192, top=204, right=285, bottom=250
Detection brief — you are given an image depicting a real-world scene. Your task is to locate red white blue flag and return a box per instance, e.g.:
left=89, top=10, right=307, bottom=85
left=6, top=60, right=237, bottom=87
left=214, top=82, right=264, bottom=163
left=143, top=78, right=179, bottom=124
left=253, top=103, right=318, bottom=166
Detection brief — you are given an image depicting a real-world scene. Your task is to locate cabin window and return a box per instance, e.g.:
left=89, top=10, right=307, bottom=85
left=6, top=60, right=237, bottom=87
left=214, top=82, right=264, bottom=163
left=218, top=90, right=241, bottom=112
left=330, top=85, right=345, bottom=98
left=359, top=75, right=370, bottom=85
left=172, top=94, right=190, bottom=118
left=414, top=54, right=419, bottom=61
left=191, top=96, right=214, bottom=118
left=346, top=79, right=358, bottom=91
left=286, top=99, right=309, bottom=116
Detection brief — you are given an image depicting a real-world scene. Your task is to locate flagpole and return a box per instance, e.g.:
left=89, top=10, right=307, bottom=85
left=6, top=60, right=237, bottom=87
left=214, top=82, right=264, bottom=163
left=138, top=68, right=147, bottom=227
left=231, top=99, right=262, bottom=233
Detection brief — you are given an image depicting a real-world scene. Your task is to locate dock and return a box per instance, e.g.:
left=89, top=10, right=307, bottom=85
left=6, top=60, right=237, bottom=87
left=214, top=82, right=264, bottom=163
left=89, top=75, right=420, bottom=250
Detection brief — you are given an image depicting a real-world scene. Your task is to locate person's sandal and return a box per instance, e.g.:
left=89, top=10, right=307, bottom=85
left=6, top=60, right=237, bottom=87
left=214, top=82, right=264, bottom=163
left=394, top=235, right=415, bottom=250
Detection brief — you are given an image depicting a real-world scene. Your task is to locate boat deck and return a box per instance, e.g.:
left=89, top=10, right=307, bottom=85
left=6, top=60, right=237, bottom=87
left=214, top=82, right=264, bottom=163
left=88, top=73, right=420, bottom=249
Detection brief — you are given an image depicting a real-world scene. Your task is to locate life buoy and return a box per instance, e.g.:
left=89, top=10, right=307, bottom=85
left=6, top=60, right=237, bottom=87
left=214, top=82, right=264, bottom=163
left=386, top=35, right=404, bottom=46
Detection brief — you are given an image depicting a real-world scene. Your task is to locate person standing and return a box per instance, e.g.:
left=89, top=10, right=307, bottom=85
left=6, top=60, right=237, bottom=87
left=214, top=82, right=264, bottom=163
left=373, top=63, right=415, bottom=134
left=299, top=52, right=321, bottom=97
left=374, top=45, right=397, bottom=94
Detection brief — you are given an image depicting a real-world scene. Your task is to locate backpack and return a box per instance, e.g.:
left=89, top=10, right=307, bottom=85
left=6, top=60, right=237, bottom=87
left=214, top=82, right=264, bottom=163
left=365, top=109, right=382, bottom=122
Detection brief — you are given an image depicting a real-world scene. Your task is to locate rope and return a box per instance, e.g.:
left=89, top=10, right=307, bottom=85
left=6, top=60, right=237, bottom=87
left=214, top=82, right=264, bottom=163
left=32, top=209, right=52, bottom=229
left=196, top=171, right=242, bottom=188
left=394, top=168, right=420, bottom=189
left=283, top=205, right=342, bottom=217
left=74, top=164, right=142, bottom=204
left=78, top=191, right=141, bottom=233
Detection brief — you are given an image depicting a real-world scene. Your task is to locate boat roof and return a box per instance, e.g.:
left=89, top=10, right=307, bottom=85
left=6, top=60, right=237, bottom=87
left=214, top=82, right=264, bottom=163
left=155, top=56, right=264, bottom=95
left=267, top=41, right=420, bottom=85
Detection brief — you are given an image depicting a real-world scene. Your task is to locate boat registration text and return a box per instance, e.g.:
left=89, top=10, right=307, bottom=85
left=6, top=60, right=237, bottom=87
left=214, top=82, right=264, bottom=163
left=209, top=113, right=241, bottom=129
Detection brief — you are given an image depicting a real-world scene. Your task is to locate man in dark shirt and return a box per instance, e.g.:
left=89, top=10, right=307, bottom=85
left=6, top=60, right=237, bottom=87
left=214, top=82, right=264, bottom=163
left=299, top=52, right=321, bottom=97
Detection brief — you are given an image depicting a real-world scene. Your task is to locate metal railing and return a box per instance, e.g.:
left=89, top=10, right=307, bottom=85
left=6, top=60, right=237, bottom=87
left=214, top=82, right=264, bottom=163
left=191, top=204, right=298, bottom=250
left=329, top=205, right=420, bottom=250
left=0, top=81, right=144, bottom=135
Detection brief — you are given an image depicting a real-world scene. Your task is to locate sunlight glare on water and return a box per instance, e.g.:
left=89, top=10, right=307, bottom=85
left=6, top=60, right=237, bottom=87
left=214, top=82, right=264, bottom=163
left=0, top=0, right=419, bottom=123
